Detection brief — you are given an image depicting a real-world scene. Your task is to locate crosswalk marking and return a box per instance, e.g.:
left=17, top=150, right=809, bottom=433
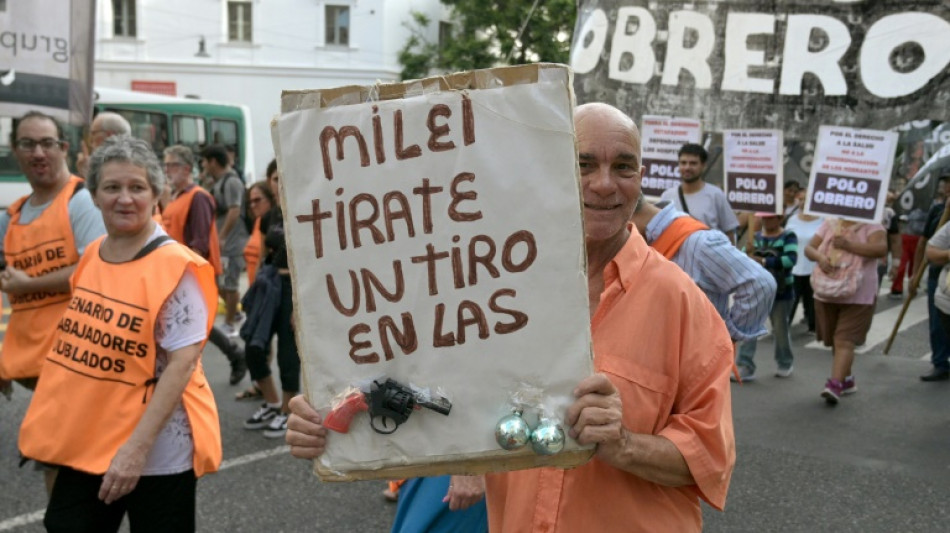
left=0, top=445, right=291, bottom=531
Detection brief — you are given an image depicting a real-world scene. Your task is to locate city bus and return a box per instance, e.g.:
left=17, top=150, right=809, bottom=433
left=0, top=87, right=255, bottom=207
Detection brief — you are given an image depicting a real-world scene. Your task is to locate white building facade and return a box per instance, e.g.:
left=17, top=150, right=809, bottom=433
left=95, top=0, right=447, bottom=176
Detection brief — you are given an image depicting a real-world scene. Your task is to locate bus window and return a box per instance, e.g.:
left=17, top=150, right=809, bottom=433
left=0, top=117, right=15, bottom=175
left=211, top=118, right=240, bottom=165
left=105, top=109, right=169, bottom=155
left=173, top=115, right=207, bottom=152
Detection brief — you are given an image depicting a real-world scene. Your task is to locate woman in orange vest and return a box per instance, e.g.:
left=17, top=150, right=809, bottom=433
left=18, top=136, right=221, bottom=533
left=243, top=181, right=275, bottom=284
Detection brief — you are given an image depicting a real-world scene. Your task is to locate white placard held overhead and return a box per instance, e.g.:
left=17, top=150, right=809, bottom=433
left=804, top=126, right=898, bottom=223
left=723, top=129, right=783, bottom=214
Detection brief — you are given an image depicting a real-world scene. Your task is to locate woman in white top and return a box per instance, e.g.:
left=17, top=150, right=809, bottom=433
left=785, top=189, right=823, bottom=332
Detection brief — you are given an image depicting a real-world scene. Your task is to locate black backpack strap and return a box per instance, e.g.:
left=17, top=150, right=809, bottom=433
left=678, top=186, right=690, bottom=215
left=133, top=235, right=174, bottom=260
left=71, top=180, right=85, bottom=197
left=780, top=204, right=798, bottom=227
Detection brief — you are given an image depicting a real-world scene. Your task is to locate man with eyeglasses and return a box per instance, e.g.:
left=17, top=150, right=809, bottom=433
left=0, top=111, right=106, bottom=490
left=162, top=145, right=247, bottom=385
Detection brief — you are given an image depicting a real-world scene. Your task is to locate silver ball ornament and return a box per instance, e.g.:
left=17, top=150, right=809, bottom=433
left=495, top=413, right=531, bottom=451
left=530, top=420, right=565, bottom=455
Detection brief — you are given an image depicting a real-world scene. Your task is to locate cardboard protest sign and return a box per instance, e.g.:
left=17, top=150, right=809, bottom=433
left=804, top=126, right=898, bottom=223
left=640, top=115, right=702, bottom=198
left=723, top=130, right=783, bottom=214
left=272, top=64, right=595, bottom=481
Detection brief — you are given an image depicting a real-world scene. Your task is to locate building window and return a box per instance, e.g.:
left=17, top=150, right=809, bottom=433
left=325, top=5, right=350, bottom=47
left=112, top=0, right=136, bottom=38
left=228, top=1, right=253, bottom=43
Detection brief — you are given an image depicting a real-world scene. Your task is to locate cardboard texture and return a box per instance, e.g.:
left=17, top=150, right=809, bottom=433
left=271, top=64, right=595, bottom=481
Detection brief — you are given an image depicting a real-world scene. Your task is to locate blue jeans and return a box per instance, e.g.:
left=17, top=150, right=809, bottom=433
left=738, top=297, right=794, bottom=373
left=928, top=268, right=950, bottom=371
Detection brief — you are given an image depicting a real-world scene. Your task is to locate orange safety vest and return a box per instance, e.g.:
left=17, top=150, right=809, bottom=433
left=18, top=237, right=222, bottom=477
left=243, top=217, right=262, bottom=283
left=162, top=184, right=223, bottom=275
left=0, top=176, right=83, bottom=379
left=651, top=216, right=709, bottom=260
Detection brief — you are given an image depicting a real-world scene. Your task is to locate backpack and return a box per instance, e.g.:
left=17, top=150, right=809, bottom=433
left=222, top=172, right=254, bottom=234
left=810, top=223, right=864, bottom=299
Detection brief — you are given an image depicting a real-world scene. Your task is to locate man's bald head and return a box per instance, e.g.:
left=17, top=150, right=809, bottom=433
left=90, top=112, right=132, bottom=149
left=575, top=103, right=641, bottom=144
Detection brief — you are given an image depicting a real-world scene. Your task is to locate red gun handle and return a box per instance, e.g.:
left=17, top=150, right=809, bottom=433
left=323, top=392, right=369, bottom=433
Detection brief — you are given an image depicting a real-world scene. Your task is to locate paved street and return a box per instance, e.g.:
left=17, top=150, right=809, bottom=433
left=2, top=284, right=948, bottom=532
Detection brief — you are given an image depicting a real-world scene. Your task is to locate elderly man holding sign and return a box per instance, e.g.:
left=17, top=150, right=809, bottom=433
left=286, top=102, right=736, bottom=532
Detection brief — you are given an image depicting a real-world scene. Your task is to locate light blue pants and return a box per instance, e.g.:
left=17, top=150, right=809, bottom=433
left=738, top=297, right=794, bottom=373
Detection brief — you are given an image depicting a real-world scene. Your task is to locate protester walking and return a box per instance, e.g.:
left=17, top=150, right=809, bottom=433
left=735, top=212, right=798, bottom=380
left=785, top=193, right=824, bottom=332
left=201, top=144, right=249, bottom=337
left=240, top=160, right=300, bottom=439
left=919, top=175, right=950, bottom=381
left=0, top=111, right=107, bottom=493
left=243, top=181, right=275, bottom=285
left=805, top=218, right=886, bottom=404
left=162, top=144, right=247, bottom=386
left=17, top=136, right=221, bottom=532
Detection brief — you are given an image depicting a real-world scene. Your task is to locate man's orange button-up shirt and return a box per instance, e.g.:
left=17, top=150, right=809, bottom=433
left=485, top=230, right=736, bottom=532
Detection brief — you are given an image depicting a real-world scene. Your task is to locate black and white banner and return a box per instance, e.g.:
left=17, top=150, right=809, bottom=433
left=0, top=1, right=96, bottom=125
left=896, top=144, right=950, bottom=219
left=571, top=1, right=950, bottom=140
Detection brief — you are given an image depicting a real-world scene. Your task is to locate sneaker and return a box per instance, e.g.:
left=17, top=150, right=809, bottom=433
left=887, top=291, right=903, bottom=300
left=841, top=376, right=857, bottom=395
left=221, top=323, right=240, bottom=338
left=244, top=404, right=280, bottom=429
left=821, top=378, right=843, bottom=405
left=262, top=413, right=289, bottom=439
left=775, top=366, right=793, bottom=378
left=730, top=366, right=756, bottom=383
left=920, top=368, right=950, bottom=382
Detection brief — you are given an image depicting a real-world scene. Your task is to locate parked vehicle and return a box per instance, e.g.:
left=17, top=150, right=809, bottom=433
left=0, top=87, right=255, bottom=206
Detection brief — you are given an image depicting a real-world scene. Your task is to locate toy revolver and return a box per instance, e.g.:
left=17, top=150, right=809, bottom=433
left=323, top=378, right=452, bottom=435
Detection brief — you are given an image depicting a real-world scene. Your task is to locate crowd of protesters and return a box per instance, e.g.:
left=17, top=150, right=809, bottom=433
left=1, top=108, right=947, bottom=532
